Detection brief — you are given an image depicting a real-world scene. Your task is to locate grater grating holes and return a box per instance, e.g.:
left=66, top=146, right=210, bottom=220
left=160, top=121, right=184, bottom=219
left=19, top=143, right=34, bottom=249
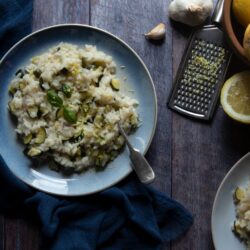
left=172, top=38, right=228, bottom=114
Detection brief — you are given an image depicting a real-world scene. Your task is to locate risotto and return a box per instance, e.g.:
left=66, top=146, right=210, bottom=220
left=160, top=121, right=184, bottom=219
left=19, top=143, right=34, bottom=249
left=8, top=43, right=139, bottom=172
left=233, top=184, right=250, bottom=249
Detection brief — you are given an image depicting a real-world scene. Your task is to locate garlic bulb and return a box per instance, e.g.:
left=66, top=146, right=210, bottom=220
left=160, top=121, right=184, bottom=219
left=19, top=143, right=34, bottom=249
left=169, top=0, right=213, bottom=27
left=145, top=23, right=166, bottom=40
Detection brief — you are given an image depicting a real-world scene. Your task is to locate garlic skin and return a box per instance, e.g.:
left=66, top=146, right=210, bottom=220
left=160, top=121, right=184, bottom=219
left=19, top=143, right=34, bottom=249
left=145, top=23, right=166, bottom=40
left=169, top=0, right=213, bottom=27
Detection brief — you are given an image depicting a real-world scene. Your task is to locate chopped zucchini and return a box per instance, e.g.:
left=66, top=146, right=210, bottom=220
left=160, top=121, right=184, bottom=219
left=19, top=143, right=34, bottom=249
left=81, top=58, right=88, bottom=68
left=110, top=151, right=118, bottom=161
left=15, top=69, right=26, bottom=78
left=97, top=74, right=103, bottom=85
left=232, top=221, right=243, bottom=237
left=82, top=103, right=90, bottom=113
left=8, top=85, right=17, bottom=95
left=8, top=101, right=16, bottom=113
left=19, top=81, right=26, bottom=90
left=37, top=109, right=43, bottom=118
left=49, top=161, right=59, bottom=171
left=39, top=106, right=49, bottom=116
left=27, top=106, right=38, bottom=118
left=39, top=77, right=45, bottom=90
left=76, top=147, right=82, bottom=157
left=56, top=108, right=64, bottom=119
left=23, top=134, right=32, bottom=144
left=27, top=147, right=41, bottom=157
left=94, top=114, right=103, bottom=124
left=59, top=67, right=69, bottom=75
left=110, top=79, right=120, bottom=91
left=234, top=187, right=245, bottom=203
left=69, top=132, right=83, bottom=143
left=35, top=128, right=46, bottom=144
left=93, top=60, right=106, bottom=67
left=33, top=69, right=42, bottom=78
left=74, top=129, right=83, bottom=138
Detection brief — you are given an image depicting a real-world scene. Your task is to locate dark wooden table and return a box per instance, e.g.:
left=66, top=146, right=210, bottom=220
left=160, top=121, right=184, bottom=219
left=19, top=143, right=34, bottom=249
left=1, top=0, right=250, bottom=249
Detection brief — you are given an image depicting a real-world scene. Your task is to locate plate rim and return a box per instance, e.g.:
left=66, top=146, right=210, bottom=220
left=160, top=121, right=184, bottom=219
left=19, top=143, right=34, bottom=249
left=211, top=152, right=250, bottom=249
left=0, top=24, right=158, bottom=196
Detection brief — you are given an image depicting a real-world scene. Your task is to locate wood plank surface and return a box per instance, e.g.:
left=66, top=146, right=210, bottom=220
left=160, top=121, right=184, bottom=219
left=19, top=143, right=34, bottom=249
left=2, top=0, right=249, bottom=250
left=32, top=0, right=90, bottom=31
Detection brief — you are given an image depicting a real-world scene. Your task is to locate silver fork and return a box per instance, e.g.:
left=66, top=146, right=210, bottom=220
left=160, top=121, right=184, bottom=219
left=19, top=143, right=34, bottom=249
left=118, top=123, right=155, bottom=184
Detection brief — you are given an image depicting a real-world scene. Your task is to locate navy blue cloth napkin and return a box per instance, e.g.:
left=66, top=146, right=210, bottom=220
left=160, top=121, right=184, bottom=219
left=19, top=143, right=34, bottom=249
left=0, top=0, right=33, bottom=58
left=0, top=1, right=193, bottom=249
left=0, top=156, right=193, bottom=250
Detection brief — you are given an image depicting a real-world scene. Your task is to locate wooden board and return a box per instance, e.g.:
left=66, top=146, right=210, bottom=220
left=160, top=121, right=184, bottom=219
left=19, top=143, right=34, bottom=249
left=2, top=1, right=250, bottom=249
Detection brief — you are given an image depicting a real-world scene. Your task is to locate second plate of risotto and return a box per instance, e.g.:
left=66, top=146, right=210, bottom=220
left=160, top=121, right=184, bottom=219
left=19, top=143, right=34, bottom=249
left=212, top=152, right=250, bottom=250
left=0, top=24, right=157, bottom=196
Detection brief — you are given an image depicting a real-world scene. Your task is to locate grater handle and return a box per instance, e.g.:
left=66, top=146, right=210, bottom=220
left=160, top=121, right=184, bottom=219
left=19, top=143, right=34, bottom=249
left=211, top=0, right=224, bottom=26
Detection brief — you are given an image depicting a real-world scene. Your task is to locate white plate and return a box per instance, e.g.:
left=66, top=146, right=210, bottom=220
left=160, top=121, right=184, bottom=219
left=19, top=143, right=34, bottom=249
left=0, top=24, right=157, bottom=196
left=212, top=152, right=250, bottom=250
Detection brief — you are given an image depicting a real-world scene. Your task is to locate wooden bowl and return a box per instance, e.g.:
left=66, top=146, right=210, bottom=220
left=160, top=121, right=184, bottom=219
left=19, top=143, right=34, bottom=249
left=223, top=0, right=250, bottom=66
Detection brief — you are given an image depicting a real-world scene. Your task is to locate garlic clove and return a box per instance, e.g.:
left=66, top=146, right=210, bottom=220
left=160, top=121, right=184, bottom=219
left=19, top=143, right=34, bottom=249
left=145, top=23, right=166, bottom=40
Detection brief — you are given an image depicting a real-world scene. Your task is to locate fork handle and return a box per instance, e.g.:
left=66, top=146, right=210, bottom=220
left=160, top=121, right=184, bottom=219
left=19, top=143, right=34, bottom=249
left=129, top=149, right=155, bottom=184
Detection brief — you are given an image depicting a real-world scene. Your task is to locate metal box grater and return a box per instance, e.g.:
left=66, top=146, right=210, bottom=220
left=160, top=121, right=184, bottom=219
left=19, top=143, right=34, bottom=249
left=168, top=0, right=232, bottom=120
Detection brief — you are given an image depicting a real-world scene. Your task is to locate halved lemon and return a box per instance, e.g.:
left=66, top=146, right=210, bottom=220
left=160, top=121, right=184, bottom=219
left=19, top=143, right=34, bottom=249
left=243, top=24, right=250, bottom=61
left=220, top=71, right=250, bottom=123
left=233, top=0, right=250, bottom=27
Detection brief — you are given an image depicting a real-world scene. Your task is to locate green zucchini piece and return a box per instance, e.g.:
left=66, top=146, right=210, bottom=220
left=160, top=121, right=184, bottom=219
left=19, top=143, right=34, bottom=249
left=27, top=106, right=38, bottom=118
left=93, top=60, right=106, bottom=67
left=56, top=107, right=64, bottom=119
left=8, top=101, right=16, bottom=113
left=59, top=67, right=69, bottom=75
left=81, top=58, right=88, bottom=68
left=39, top=77, right=45, bottom=90
left=110, top=79, right=120, bottom=91
left=234, top=187, right=245, bottom=203
left=39, top=106, right=49, bottom=116
left=33, top=69, right=42, bottom=78
left=15, top=69, right=26, bottom=78
left=27, top=147, right=42, bottom=157
left=69, top=132, right=83, bottom=143
left=23, top=134, right=33, bottom=144
left=74, top=129, right=83, bottom=138
left=232, top=221, right=243, bottom=237
left=19, top=82, right=26, bottom=90
left=76, top=147, right=82, bottom=157
left=8, top=85, right=17, bottom=95
left=35, top=128, right=46, bottom=144
left=49, top=161, right=59, bottom=171
left=82, top=103, right=90, bottom=113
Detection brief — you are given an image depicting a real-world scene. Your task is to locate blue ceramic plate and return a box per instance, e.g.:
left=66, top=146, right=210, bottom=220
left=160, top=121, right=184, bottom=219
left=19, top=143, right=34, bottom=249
left=0, top=24, right=157, bottom=196
left=212, top=152, right=250, bottom=250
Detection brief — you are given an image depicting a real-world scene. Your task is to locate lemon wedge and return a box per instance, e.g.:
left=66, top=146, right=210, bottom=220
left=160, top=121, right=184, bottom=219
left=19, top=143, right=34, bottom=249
left=220, top=71, right=250, bottom=123
left=233, top=0, right=250, bottom=27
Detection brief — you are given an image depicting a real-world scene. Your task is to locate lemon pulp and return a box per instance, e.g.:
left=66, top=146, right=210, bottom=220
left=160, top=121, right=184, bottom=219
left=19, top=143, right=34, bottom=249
left=220, top=71, right=250, bottom=123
